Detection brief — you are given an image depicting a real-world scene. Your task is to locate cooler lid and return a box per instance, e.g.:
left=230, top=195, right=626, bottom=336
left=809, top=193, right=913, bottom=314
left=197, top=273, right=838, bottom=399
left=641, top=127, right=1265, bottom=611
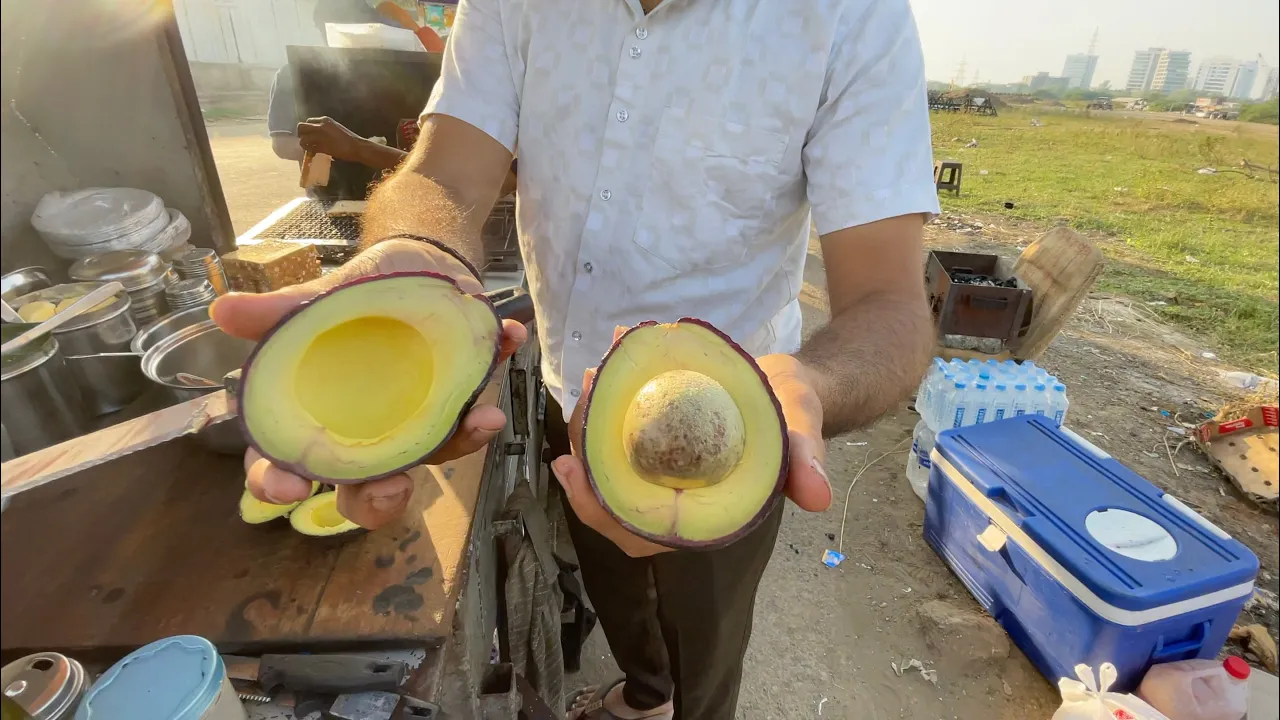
left=936, top=415, right=1258, bottom=612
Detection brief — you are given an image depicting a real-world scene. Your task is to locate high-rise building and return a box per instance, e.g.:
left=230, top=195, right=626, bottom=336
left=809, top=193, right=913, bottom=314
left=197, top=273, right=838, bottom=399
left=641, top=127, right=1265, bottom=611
left=1127, top=48, right=1161, bottom=92
left=1263, top=67, right=1279, bottom=100
left=1193, top=57, right=1259, bottom=98
left=1151, top=50, right=1192, bottom=93
left=1127, top=48, right=1192, bottom=93
left=1062, top=53, right=1099, bottom=89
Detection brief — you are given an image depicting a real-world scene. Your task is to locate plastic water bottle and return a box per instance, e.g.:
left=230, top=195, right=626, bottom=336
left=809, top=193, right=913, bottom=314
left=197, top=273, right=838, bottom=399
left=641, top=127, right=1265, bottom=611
left=947, top=381, right=970, bottom=428
left=1137, top=657, right=1249, bottom=720
left=906, top=420, right=936, bottom=501
left=1050, top=383, right=1069, bottom=425
left=1011, top=383, right=1031, bottom=417
left=972, top=381, right=990, bottom=425
left=1032, top=382, right=1050, bottom=416
left=990, top=382, right=1012, bottom=421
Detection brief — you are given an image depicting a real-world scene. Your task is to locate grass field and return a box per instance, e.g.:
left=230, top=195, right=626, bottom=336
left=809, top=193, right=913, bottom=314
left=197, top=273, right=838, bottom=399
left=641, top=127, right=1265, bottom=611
left=930, top=109, right=1279, bottom=373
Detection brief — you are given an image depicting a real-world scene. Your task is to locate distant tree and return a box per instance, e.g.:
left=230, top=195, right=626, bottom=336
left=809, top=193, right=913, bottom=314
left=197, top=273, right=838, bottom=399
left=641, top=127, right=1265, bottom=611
left=1032, top=89, right=1059, bottom=99
left=1064, top=88, right=1101, bottom=101
left=1240, top=99, right=1280, bottom=125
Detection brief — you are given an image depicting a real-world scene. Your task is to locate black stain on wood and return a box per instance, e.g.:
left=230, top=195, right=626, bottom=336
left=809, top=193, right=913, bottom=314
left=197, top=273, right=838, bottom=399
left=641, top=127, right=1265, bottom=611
left=443, top=466, right=455, bottom=479
left=371, top=584, right=424, bottom=616
left=225, top=589, right=282, bottom=640
left=57, top=487, right=78, bottom=502
left=398, top=530, right=421, bottom=553
left=406, top=554, right=418, bottom=565
left=374, top=554, right=395, bottom=569
left=102, top=587, right=125, bottom=604
left=404, top=566, right=434, bottom=586
left=233, top=568, right=249, bottom=579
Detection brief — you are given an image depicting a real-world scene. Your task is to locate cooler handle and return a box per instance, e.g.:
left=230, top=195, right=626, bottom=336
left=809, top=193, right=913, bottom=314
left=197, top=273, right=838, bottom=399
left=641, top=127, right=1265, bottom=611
left=1150, top=621, right=1209, bottom=663
left=984, top=486, right=1030, bottom=524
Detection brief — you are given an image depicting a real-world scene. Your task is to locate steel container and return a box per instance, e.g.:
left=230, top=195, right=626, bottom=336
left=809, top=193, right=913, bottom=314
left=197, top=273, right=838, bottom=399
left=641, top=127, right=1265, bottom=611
left=11, top=283, right=144, bottom=416
left=68, top=250, right=175, bottom=326
left=1, top=267, right=53, bottom=303
left=130, top=305, right=211, bottom=354
left=0, top=328, right=86, bottom=457
left=0, top=652, right=89, bottom=720
left=141, top=320, right=254, bottom=454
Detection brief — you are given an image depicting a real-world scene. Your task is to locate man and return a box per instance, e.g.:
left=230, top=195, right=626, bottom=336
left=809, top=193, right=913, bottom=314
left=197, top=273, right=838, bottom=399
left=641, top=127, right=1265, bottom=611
left=214, top=0, right=938, bottom=717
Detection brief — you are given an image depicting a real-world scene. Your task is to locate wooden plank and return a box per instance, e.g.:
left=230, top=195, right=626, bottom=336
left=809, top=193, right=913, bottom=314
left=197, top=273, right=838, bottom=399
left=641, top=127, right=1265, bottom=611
left=0, top=384, right=499, bottom=658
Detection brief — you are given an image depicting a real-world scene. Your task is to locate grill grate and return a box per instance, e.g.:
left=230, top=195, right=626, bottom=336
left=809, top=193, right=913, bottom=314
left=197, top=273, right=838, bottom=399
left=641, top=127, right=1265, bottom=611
left=247, top=199, right=522, bottom=270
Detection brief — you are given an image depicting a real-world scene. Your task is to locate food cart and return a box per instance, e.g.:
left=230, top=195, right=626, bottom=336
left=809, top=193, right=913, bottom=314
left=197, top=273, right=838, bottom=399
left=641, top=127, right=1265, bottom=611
left=1, top=2, right=557, bottom=716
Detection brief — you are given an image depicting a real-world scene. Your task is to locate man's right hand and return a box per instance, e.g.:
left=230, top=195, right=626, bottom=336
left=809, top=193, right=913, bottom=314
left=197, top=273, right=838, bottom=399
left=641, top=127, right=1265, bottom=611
left=212, top=239, right=527, bottom=529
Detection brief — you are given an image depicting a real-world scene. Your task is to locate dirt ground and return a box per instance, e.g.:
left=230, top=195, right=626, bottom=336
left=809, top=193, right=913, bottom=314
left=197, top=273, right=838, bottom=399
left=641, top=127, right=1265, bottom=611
left=207, top=123, right=1278, bottom=720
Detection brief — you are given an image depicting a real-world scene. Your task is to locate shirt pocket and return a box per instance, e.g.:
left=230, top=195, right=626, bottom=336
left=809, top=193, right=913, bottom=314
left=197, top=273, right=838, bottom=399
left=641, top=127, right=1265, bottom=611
left=634, top=108, right=789, bottom=273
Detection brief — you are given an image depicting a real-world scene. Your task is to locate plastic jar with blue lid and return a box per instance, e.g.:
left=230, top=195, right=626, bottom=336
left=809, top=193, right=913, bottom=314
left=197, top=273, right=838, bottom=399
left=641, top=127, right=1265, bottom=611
left=73, top=635, right=245, bottom=720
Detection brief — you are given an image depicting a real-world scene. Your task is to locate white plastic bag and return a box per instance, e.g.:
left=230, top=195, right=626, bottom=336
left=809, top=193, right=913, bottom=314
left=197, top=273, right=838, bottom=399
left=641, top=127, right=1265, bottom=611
left=1052, top=663, right=1171, bottom=720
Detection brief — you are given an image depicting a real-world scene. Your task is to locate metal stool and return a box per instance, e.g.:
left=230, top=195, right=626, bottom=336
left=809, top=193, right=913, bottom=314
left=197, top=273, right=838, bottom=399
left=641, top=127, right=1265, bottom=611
left=934, top=161, right=963, bottom=195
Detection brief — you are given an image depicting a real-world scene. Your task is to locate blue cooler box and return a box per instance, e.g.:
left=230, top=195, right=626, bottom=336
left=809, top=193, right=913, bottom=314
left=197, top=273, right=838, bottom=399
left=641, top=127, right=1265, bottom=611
left=924, top=415, right=1258, bottom=692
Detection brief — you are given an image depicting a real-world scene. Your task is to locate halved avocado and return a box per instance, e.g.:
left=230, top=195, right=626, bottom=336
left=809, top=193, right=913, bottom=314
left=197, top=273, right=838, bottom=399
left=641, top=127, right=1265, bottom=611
left=289, top=491, right=362, bottom=536
left=239, top=272, right=501, bottom=483
left=581, top=319, right=788, bottom=549
left=238, top=481, right=320, bottom=524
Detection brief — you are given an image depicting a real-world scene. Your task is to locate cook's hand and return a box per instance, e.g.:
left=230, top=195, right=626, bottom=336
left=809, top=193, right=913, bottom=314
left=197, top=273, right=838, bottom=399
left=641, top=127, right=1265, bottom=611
left=550, top=332, right=832, bottom=558
left=212, top=239, right=527, bottom=529
left=296, top=116, right=366, bottom=163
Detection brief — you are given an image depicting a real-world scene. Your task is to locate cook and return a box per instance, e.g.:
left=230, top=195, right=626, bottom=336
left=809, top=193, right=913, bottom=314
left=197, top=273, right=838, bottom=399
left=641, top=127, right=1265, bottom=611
left=214, top=0, right=938, bottom=717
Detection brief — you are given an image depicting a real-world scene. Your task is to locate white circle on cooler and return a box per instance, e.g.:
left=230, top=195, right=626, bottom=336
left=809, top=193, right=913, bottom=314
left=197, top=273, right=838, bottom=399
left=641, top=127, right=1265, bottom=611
left=1085, top=508, right=1178, bottom=561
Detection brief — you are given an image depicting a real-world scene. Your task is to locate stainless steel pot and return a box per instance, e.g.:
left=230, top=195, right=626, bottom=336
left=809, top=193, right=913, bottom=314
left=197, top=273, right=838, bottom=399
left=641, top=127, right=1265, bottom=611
left=1, top=267, right=53, bottom=303
left=141, top=320, right=255, bottom=453
left=68, top=250, right=175, bottom=326
left=130, top=305, right=211, bottom=354
left=0, top=652, right=89, bottom=719
left=11, top=283, right=145, bottom=416
left=1, top=328, right=87, bottom=456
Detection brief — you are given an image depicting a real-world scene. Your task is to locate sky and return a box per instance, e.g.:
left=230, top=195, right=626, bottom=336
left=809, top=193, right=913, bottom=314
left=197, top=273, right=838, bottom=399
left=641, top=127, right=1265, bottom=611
left=910, top=0, right=1280, bottom=94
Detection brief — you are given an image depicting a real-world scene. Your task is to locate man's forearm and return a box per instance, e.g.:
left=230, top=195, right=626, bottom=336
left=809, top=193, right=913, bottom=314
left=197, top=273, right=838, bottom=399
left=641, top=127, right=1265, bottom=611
left=796, top=291, right=933, bottom=437
left=359, top=156, right=489, bottom=273
left=354, top=140, right=409, bottom=171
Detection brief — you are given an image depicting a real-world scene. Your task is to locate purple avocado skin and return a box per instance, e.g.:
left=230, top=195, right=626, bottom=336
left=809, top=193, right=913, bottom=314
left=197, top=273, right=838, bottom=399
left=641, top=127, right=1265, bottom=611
left=579, top=318, right=790, bottom=551
left=237, top=271, right=502, bottom=485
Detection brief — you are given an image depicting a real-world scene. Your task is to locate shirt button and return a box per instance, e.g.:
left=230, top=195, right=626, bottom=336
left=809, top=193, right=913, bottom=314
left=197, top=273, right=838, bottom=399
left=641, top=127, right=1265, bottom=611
left=583, top=262, right=594, bottom=273
left=599, top=189, right=612, bottom=201
left=570, top=388, right=581, bottom=398
left=616, top=109, right=629, bottom=122
left=635, top=27, right=648, bottom=39
left=629, top=46, right=642, bottom=58
left=571, top=330, right=582, bottom=341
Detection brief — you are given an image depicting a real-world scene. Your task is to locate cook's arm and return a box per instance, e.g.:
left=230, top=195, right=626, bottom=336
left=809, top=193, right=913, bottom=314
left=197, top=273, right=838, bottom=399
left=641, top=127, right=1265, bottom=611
left=359, top=0, right=518, bottom=274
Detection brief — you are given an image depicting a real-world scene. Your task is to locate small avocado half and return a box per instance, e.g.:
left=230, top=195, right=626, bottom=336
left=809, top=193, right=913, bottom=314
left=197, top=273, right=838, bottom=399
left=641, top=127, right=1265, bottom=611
left=289, top=491, right=362, bottom=536
left=239, top=272, right=502, bottom=483
left=238, top=481, right=320, bottom=524
left=581, top=319, right=788, bottom=549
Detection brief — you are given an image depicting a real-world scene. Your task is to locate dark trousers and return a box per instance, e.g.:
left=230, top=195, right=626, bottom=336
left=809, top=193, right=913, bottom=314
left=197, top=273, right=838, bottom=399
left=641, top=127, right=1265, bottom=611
left=545, top=399, right=783, bottom=720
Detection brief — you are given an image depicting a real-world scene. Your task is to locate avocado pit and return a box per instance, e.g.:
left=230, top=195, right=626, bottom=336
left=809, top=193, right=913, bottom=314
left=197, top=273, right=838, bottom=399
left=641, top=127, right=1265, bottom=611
left=622, top=369, right=745, bottom=489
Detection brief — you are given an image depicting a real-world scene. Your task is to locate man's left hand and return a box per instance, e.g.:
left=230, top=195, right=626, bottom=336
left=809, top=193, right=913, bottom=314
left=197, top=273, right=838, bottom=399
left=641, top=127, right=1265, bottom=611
left=551, top=333, right=832, bottom=558
left=297, top=116, right=365, bottom=163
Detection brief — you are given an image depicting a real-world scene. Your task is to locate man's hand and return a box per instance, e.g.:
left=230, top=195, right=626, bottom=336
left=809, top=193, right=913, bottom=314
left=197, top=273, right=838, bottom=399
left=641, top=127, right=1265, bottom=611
left=297, top=116, right=368, bottom=164
left=212, top=240, right=526, bottom=529
left=550, top=329, right=832, bottom=558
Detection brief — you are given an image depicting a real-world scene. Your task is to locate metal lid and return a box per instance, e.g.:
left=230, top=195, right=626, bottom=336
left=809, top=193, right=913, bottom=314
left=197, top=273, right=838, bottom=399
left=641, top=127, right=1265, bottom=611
left=9, top=284, right=132, bottom=334
left=1, top=325, right=60, bottom=380
left=1, top=652, right=88, bottom=720
left=164, top=278, right=215, bottom=302
left=67, top=250, right=170, bottom=292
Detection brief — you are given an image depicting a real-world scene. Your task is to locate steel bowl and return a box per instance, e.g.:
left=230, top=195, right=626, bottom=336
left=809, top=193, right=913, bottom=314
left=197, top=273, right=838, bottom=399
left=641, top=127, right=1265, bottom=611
left=141, top=320, right=255, bottom=454
left=130, top=305, right=212, bottom=354
left=1, top=267, right=53, bottom=303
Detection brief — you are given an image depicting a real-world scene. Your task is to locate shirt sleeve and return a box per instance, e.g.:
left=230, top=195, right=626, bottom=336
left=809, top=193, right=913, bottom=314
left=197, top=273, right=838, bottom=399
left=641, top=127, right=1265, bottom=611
left=421, top=0, right=520, bottom=152
left=266, top=66, right=298, bottom=137
left=803, top=0, right=939, bottom=236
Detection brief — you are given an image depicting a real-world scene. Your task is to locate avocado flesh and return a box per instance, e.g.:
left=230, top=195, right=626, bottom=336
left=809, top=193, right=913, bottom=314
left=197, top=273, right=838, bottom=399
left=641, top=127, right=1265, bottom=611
left=238, top=481, right=320, bottom=524
left=289, top=492, right=362, bottom=536
left=240, top=273, right=500, bottom=483
left=583, top=320, right=787, bottom=548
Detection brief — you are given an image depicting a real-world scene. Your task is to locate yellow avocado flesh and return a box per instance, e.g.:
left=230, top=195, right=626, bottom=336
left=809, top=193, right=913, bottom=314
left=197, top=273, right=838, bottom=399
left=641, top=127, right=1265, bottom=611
left=584, top=322, right=785, bottom=546
left=289, top=492, right=362, bottom=536
left=241, top=274, right=499, bottom=482
left=238, top=481, right=320, bottom=524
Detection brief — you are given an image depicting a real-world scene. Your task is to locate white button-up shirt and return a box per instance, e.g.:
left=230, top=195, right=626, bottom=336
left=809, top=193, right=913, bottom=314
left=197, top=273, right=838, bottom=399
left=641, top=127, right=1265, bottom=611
left=424, top=0, right=940, bottom=418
